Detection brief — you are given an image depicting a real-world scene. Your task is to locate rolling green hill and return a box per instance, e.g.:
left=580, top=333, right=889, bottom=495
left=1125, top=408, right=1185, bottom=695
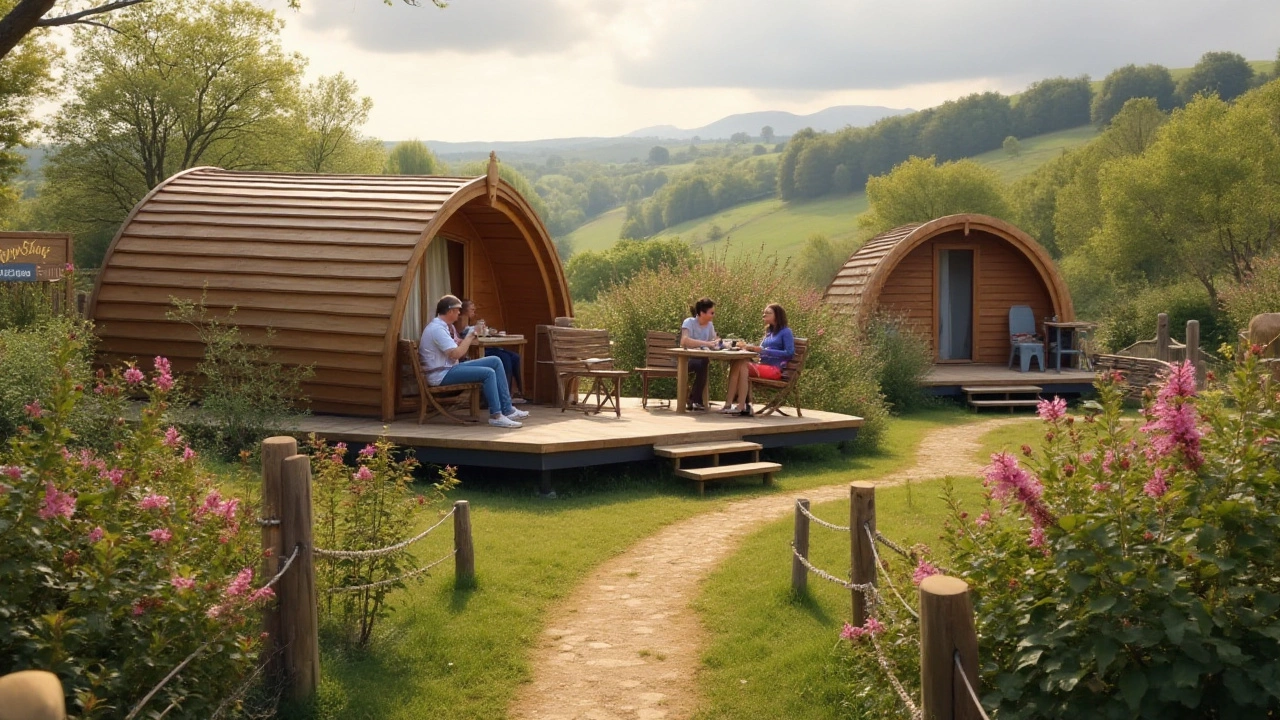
left=564, top=124, right=1098, bottom=260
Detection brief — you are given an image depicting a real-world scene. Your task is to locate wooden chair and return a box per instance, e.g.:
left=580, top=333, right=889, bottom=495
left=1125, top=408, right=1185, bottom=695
left=545, top=326, right=630, bottom=417
left=399, top=340, right=482, bottom=424
left=634, top=330, right=680, bottom=408
left=749, top=338, right=810, bottom=417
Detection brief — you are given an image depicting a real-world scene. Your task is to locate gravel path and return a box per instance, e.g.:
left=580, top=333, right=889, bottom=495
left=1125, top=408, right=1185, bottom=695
left=508, top=417, right=1031, bottom=720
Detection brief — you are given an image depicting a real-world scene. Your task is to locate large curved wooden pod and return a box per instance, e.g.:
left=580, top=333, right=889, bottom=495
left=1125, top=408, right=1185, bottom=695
left=90, top=167, right=571, bottom=420
left=824, top=214, right=1073, bottom=363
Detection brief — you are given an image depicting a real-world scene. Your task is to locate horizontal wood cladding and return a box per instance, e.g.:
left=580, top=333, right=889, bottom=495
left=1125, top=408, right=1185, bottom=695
left=94, top=168, right=570, bottom=420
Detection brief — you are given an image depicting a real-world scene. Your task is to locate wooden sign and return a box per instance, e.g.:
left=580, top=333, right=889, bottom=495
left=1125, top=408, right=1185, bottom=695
left=0, top=232, right=73, bottom=283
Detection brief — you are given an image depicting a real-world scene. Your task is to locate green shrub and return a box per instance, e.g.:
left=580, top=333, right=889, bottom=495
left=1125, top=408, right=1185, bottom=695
left=0, top=331, right=267, bottom=718
left=308, top=436, right=458, bottom=648
left=0, top=317, right=95, bottom=441
left=865, top=312, right=933, bottom=413
left=168, top=298, right=313, bottom=460
left=1098, top=281, right=1229, bottom=353
left=578, top=248, right=888, bottom=449
left=1220, top=254, right=1280, bottom=332
left=943, top=358, right=1280, bottom=717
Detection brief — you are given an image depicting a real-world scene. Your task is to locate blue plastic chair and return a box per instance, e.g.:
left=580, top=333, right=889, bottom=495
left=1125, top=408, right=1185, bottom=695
left=1007, top=305, right=1045, bottom=372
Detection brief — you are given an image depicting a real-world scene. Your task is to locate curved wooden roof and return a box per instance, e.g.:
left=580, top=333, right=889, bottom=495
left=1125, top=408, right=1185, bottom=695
left=90, top=166, right=570, bottom=420
left=824, top=213, right=1074, bottom=321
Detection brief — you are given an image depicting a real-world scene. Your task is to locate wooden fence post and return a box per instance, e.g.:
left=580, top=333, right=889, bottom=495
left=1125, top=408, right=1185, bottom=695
left=792, top=498, right=810, bottom=596
left=1186, top=319, right=1204, bottom=389
left=260, top=436, right=295, bottom=683
left=1156, top=313, right=1170, bottom=362
left=278, top=454, right=319, bottom=701
left=920, top=575, right=981, bottom=720
left=850, top=483, right=876, bottom=626
left=454, top=500, right=475, bottom=587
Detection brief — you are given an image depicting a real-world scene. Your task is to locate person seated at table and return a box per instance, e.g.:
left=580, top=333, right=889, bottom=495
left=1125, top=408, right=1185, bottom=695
left=723, top=303, right=794, bottom=416
left=680, top=297, right=720, bottom=411
left=455, top=298, right=525, bottom=401
left=420, top=294, right=529, bottom=428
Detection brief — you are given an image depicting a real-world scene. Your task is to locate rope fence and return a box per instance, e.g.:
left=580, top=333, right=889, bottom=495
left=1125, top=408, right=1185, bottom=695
left=313, top=506, right=457, bottom=560
left=791, top=483, right=985, bottom=720
left=324, top=549, right=457, bottom=594
left=124, top=545, right=302, bottom=720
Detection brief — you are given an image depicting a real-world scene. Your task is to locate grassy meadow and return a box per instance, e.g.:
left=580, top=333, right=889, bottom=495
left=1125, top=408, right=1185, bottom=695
left=293, top=408, right=985, bottom=719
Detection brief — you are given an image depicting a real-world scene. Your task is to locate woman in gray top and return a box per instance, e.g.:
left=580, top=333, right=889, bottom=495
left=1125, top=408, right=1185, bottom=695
left=679, top=297, right=719, bottom=411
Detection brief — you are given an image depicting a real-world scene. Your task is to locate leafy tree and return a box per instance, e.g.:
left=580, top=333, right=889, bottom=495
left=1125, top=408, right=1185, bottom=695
left=0, top=2, right=54, bottom=214
left=37, top=0, right=303, bottom=265
left=385, top=140, right=441, bottom=175
left=565, top=237, right=695, bottom=302
left=585, top=177, right=615, bottom=217
left=752, top=143, right=766, bottom=156
left=1013, top=76, right=1092, bottom=136
left=760, top=125, right=775, bottom=144
left=730, top=131, right=751, bottom=144
left=830, top=162, right=853, bottom=193
left=1095, top=91, right=1280, bottom=305
left=1092, top=63, right=1176, bottom=126
left=1003, top=135, right=1021, bottom=157
left=860, top=156, right=1010, bottom=233
left=1176, top=50, right=1255, bottom=105
left=0, top=0, right=444, bottom=61
left=647, top=145, right=670, bottom=165
left=776, top=127, right=815, bottom=200
left=920, top=92, right=1012, bottom=161
left=291, top=72, right=384, bottom=173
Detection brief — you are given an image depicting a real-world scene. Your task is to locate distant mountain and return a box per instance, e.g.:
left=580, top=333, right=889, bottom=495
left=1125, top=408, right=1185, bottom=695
left=625, top=106, right=913, bottom=140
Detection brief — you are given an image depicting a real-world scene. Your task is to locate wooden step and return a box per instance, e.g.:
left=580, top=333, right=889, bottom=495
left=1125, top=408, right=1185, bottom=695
left=961, top=385, right=1042, bottom=394
left=653, top=440, right=762, bottom=459
left=968, top=399, right=1042, bottom=408
left=676, top=461, right=782, bottom=496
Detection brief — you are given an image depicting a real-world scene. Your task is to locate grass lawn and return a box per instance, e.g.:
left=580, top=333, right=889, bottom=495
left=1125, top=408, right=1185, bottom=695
left=296, top=408, right=975, bottom=719
left=562, top=206, right=626, bottom=255
left=691, top=417, right=1048, bottom=719
left=969, top=124, right=1099, bottom=183
left=655, top=193, right=869, bottom=259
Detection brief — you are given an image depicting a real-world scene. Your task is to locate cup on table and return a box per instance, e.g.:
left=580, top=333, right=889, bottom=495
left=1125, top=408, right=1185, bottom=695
left=498, top=330, right=506, bottom=336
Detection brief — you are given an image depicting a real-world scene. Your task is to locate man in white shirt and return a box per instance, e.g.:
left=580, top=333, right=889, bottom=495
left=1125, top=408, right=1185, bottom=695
left=420, top=294, right=529, bottom=428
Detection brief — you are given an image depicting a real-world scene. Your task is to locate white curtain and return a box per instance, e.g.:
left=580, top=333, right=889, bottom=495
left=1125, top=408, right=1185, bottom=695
left=400, top=236, right=452, bottom=339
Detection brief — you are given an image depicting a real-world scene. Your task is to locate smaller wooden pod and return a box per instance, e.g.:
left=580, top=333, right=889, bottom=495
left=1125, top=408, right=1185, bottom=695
left=824, top=214, right=1073, bottom=363
left=89, top=164, right=570, bottom=420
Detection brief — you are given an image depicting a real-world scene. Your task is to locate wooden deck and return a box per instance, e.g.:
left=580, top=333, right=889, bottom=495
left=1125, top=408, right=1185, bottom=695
left=297, top=397, right=862, bottom=472
left=925, top=363, right=1095, bottom=396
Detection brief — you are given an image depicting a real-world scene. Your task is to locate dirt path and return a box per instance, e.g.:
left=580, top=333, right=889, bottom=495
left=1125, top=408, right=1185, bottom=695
left=508, top=417, right=1031, bottom=720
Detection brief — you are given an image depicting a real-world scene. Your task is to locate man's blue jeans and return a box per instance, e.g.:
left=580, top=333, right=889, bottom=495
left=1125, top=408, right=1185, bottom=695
left=440, top=356, right=514, bottom=416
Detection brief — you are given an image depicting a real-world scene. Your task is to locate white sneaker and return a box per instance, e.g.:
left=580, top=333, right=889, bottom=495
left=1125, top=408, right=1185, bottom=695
left=489, top=415, right=522, bottom=428
left=505, top=408, right=530, bottom=420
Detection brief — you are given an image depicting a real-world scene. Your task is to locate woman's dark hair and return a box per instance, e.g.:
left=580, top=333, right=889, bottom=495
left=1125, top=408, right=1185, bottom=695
left=767, top=303, right=788, bottom=333
left=691, top=297, right=715, bottom=317
left=435, top=294, right=462, bottom=316
left=459, top=298, right=474, bottom=313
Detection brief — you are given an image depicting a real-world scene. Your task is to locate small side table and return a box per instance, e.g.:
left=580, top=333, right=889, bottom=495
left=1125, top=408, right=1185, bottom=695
left=1044, top=321, right=1096, bottom=372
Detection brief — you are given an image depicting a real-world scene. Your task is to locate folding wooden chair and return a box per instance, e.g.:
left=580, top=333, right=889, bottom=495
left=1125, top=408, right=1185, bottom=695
left=399, top=340, right=482, bottom=424
left=634, top=330, right=679, bottom=408
left=545, top=326, right=629, bottom=417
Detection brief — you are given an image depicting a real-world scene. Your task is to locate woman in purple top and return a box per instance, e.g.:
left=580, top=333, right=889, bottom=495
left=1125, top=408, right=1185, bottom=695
left=723, top=303, right=794, bottom=416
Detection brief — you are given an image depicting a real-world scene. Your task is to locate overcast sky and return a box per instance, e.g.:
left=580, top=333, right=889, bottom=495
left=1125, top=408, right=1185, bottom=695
left=258, top=0, right=1280, bottom=142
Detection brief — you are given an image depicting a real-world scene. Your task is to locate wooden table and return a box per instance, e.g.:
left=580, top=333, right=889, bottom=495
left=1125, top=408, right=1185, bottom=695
left=469, top=334, right=527, bottom=394
left=1044, top=322, right=1096, bottom=372
left=669, top=347, right=758, bottom=412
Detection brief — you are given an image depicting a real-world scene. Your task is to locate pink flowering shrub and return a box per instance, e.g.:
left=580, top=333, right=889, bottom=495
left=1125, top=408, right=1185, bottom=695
left=0, top=333, right=265, bottom=718
left=943, top=355, right=1280, bottom=718
left=308, top=435, right=458, bottom=647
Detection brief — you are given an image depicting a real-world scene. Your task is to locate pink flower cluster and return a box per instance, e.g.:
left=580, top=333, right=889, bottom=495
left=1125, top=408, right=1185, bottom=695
left=2, top=466, right=21, bottom=480
left=358, top=444, right=377, bottom=458
left=23, top=399, right=43, bottom=419
left=170, top=575, right=196, bottom=592
left=1036, top=396, right=1067, bottom=422
left=88, top=526, right=105, bottom=543
left=147, top=527, right=173, bottom=543
left=153, top=356, right=174, bottom=392
left=195, top=489, right=240, bottom=528
left=162, top=427, right=183, bottom=448
left=100, top=468, right=126, bottom=487
left=1140, top=361, right=1203, bottom=469
left=840, top=617, right=886, bottom=641
left=38, top=483, right=76, bottom=521
left=983, top=452, right=1053, bottom=547
left=353, top=466, right=374, bottom=482
left=1143, top=468, right=1169, bottom=499
left=224, top=567, right=254, bottom=598
left=123, top=366, right=145, bottom=386
left=912, top=560, right=940, bottom=586
left=138, top=493, right=170, bottom=511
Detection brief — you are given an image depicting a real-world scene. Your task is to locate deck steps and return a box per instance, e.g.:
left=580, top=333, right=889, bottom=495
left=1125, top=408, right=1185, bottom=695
left=961, top=385, right=1043, bottom=412
left=654, top=440, right=774, bottom=495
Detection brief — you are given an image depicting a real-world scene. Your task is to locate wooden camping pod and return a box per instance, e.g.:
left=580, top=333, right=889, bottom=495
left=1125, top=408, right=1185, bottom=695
left=824, top=214, right=1073, bottom=364
left=89, top=164, right=571, bottom=421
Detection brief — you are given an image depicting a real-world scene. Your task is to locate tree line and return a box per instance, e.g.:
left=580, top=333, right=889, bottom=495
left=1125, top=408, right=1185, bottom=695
left=778, top=51, right=1275, bottom=203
